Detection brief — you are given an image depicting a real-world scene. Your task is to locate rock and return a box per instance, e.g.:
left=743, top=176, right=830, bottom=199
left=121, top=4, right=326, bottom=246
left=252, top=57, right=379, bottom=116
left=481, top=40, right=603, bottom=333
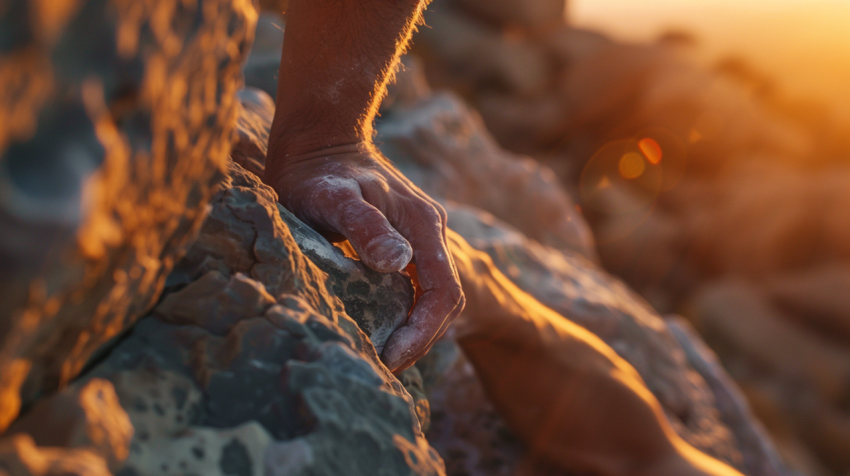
left=444, top=205, right=749, bottom=470
left=62, top=157, right=438, bottom=476
left=444, top=229, right=748, bottom=476
left=232, top=88, right=276, bottom=177
left=763, top=265, right=850, bottom=346
left=689, top=280, right=850, bottom=475
left=0, top=0, right=257, bottom=430
left=2, top=42, right=435, bottom=473
left=0, top=434, right=111, bottom=476
left=6, top=379, right=133, bottom=472
left=377, top=86, right=596, bottom=260
left=415, top=6, right=553, bottom=99
left=155, top=271, right=277, bottom=336
left=417, top=339, right=527, bottom=476
left=667, top=318, right=795, bottom=476
left=190, top=114, right=416, bottom=352
left=243, top=13, right=285, bottom=100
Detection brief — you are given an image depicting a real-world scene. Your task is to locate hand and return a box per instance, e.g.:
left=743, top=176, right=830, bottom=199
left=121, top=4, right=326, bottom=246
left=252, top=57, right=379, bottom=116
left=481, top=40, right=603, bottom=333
left=264, top=142, right=465, bottom=372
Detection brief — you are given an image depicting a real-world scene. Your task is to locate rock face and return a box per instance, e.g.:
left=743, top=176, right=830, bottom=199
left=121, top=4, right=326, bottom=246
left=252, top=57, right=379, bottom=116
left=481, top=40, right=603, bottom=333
left=2, top=155, right=441, bottom=476
left=0, top=1, right=440, bottom=474
left=0, top=0, right=256, bottom=431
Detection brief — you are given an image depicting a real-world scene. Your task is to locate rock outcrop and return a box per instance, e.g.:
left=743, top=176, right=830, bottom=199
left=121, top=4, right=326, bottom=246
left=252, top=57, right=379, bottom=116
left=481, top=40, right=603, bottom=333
left=0, top=2, right=440, bottom=475
left=2, top=154, right=443, bottom=476
left=0, top=0, right=256, bottom=431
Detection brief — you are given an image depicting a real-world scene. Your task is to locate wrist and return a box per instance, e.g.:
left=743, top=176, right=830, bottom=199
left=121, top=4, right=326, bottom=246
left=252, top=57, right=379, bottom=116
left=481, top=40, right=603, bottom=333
left=266, top=102, right=378, bottom=155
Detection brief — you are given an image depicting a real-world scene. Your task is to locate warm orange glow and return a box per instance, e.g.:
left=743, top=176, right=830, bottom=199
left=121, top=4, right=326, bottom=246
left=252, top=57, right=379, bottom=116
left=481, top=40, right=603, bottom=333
left=638, top=138, right=662, bottom=164
left=571, top=0, right=850, bottom=129
left=619, top=152, right=645, bottom=179
left=694, top=111, right=724, bottom=141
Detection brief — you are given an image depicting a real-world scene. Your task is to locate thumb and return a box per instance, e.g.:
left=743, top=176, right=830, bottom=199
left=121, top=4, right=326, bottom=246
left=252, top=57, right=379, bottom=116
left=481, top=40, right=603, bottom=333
left=328, top=196, right=413, bottom=273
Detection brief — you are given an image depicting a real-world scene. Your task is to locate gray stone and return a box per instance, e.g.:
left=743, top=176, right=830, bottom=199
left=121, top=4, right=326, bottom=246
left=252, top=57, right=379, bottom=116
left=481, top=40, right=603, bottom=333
left=70, top=157, right=437, bottom=476
left=0, top=0, right=257, bottom=431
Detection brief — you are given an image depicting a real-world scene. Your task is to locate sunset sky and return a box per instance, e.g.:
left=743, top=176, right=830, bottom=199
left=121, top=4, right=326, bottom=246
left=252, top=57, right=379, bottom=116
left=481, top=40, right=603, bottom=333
left=570, top=0, right=850, bottom=125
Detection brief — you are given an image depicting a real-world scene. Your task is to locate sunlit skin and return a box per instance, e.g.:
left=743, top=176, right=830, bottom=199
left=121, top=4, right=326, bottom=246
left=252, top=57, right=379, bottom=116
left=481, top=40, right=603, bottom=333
left=264, top=0, right=464, bottom=373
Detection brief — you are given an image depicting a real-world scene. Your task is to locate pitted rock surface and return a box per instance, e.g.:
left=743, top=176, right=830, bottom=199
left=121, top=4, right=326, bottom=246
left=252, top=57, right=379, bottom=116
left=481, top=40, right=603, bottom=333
left=15, top=158, right=439, bottom=476
left=77, top=295, right=441, bottom=476
left=0, top=0, right=256, bottom=430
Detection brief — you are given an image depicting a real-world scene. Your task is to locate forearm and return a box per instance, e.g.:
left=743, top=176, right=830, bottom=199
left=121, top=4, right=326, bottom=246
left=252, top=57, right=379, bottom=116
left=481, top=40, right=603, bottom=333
left=269, top=0, right=427, bottom=160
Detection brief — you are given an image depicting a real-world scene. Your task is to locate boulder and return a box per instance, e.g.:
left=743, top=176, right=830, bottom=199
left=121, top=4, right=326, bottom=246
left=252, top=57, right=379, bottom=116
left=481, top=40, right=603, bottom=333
left=4, top=157, right=440, bottom=476
left=0, top=0, right=256, bottom=432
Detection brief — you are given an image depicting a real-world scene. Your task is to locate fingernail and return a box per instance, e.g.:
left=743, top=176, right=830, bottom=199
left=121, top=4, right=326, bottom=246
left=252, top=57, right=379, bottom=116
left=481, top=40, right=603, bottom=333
left=364, top=236, right=412, bottom=272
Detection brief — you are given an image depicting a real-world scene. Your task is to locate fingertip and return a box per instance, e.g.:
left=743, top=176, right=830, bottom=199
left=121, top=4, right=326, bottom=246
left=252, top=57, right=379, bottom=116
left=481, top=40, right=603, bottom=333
left=381, top=326, right=421, bottom=371
left=360, top=234, right=413, bottom=273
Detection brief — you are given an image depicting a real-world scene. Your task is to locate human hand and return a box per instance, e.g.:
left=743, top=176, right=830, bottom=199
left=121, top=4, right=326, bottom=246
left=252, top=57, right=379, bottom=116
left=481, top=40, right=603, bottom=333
left=264, top=142, right=465, bottom=372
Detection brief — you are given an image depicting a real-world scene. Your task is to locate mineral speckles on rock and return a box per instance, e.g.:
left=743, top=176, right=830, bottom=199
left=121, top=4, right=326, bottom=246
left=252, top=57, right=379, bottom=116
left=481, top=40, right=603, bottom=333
left=82, top=282, right=441, bottom=476
left=66, top=139, right=435, bottom=474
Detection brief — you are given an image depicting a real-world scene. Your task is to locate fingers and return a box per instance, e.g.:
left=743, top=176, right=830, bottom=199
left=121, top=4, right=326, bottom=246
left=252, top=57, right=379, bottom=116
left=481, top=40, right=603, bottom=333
left=381, top=200, right=466, bottom=372
left=314, top=180, right=413, bottom=273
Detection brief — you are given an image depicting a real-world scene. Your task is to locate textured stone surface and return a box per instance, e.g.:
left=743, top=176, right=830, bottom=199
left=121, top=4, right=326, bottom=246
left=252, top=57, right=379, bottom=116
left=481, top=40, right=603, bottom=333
left=0, top=0, right=256, bottom=431
left=667, top=318, right=795, bottom=476
left=417, top=340, right=529, bottom=476
left=6, top=156, right=438, bottom=476
left=1, top=6, right=435, bottom=469
left=444, top=206, right=747, bottom=470
left=202, top=96, right=416, bottom=352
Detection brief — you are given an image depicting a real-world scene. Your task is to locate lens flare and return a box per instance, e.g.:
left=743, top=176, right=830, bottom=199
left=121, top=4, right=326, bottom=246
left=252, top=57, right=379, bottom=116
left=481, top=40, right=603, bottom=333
left=619, top=152, right=645, bottom=179
left=638, top=138, right=662, bottom=164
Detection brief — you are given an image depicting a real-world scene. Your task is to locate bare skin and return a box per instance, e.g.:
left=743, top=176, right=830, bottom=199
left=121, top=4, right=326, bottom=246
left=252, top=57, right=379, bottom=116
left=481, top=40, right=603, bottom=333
left=264, top=0, right=464, bottom=372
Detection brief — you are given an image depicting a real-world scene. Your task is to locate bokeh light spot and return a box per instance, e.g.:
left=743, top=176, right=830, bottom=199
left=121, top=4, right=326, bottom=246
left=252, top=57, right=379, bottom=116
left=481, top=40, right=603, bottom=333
left=618, top=152, right=645, bottom=179
left=638, top=138, right=662, bottom=164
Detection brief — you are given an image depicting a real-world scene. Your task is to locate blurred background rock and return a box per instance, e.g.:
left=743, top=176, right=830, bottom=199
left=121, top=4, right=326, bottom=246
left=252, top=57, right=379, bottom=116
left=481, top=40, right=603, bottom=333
left=408, top=1, right=850, bottom=475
